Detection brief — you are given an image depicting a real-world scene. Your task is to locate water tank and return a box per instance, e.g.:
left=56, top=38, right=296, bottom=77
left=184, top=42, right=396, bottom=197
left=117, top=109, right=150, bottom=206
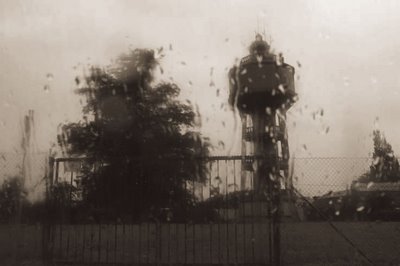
left=229, top=36, right=296, bottom=113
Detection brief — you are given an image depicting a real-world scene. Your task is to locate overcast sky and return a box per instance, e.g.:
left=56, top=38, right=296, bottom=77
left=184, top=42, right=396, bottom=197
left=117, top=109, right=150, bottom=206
left=2, top=0, right=400, bottom=159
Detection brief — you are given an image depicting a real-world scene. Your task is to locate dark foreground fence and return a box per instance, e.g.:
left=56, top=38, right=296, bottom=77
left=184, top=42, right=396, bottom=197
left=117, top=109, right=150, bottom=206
left=2, top=155, right=400, bottom=265
left=44, top=156, right=277, bottom=265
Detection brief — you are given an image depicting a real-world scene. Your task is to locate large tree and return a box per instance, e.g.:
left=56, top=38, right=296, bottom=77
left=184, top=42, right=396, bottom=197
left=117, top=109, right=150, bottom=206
left=58, top=49, right=210, bottom=221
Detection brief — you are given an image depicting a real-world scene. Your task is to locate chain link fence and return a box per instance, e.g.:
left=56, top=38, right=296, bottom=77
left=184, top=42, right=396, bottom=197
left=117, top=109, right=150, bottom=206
left=282, top=157, right=400, bottom=266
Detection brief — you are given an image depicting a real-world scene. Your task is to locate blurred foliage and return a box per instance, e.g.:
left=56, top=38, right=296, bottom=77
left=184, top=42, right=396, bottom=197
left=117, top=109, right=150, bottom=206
left=0, top=176, right=47, bottom=223
left=358, top=130, right=400, bottom=183
left=306, top=191, right=400, bottom=222
left=57, top=49, right=211, bottom=222
left=0, top=176, right=27, bottom=222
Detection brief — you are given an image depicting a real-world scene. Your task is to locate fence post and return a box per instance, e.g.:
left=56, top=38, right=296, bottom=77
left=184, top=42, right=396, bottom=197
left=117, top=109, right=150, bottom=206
left=272, top=165, right=281, bottom=266
left=42, top=156, right=55, bottom=265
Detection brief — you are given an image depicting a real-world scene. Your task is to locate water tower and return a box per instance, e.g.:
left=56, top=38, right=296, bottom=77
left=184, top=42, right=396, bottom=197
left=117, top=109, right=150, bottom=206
left=229, top=34, right=297, bottom=265
left=229, top=34, right=296, bottom=193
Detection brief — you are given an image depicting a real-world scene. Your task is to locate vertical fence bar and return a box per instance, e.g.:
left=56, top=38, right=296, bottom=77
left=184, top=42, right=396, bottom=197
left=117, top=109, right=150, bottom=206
left=89, top=224, right=94, bottom=263
left=105, top=229, right=109, bottom=264
left=43, top=156, right=54, bottom=265
left=225, top=159, right=229, bottom=264
left=121, top=165, right=126, bottom=265
left=233, top=159, right=238, bottom=264
left=147, top=222, right=150, bottom=264
left=184, top=180, right=187, bottom=265
left=138, top=222, right=142, bottom=264
left=58, top=221, right=63, bottom=260
left=166, top=170, right=171, bottom=265
left=200, top=162, right=204, bottom=265
left=157, top=174, right=162, bottom=265
left=208, top=160, right=213, bottom=264
left=157, top=217, right=163, bottom=265
left=167, top=212, right=171, bottom=265
left=274, top=166, right=281, bottom=266
left=242, top=161, right=246, bottom=264
left=217, top=160, right=221, bottom=264
left=52, top=160, right=59, bottom=262
left=65, top=225, right=70, bottom=262
left=81, top=223, right=86, bottom=263
left=73, top=222, right=78, bottom=262
left=192, top=166, right=196, bottom=265
left=97, top=162, right=102, bottom=263
left=66, top=171, right=74, bottom=261
left=114, top=220, right=117, bottom=264
left=122, top=223, right=126, bottom=264
left=251, top=169, right=255, bottom=264
left=97, top=222, right=101, bottom=263
left=175, top=222, right=179, bottom=264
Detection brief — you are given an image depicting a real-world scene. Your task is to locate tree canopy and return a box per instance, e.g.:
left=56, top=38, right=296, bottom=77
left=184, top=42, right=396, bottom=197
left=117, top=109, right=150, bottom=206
left=58, top=49, right=210, bottom=222
left=358, top=130, right=400, bottom=183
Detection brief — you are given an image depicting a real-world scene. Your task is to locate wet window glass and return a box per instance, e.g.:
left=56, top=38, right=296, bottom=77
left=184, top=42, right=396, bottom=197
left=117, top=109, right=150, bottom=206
left=1, top=1, right=400, bottom=265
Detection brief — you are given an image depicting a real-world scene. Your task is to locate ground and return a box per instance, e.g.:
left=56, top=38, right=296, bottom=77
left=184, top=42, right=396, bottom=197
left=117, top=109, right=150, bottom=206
left=1, top=222, right=400, bottom=265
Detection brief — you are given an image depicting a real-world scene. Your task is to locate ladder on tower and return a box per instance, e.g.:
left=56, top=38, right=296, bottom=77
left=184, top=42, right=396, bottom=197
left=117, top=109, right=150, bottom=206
left=240, top=110, right=291, bottom=191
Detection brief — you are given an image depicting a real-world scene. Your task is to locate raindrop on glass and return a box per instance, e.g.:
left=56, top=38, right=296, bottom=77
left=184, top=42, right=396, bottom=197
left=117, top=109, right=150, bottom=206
left=278, top=84, right=285, bottom=94
left=218, top=141, right=225, bottom=149
left=374, top=117, right=379, bottom=128
left=43, top=85, right=50, bottom=93
left=46, top=73, right=54, bottom=81
left=269, top=173, right=276, bottom=181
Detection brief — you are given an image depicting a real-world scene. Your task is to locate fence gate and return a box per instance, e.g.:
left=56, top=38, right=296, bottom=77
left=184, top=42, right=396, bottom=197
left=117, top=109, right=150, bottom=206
left=43, top=156, right=280, bottom=265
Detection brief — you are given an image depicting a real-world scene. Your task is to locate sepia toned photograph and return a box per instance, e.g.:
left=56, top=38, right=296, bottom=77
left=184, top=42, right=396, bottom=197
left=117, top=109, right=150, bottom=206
left=1, top=0, right=400, bottom=265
